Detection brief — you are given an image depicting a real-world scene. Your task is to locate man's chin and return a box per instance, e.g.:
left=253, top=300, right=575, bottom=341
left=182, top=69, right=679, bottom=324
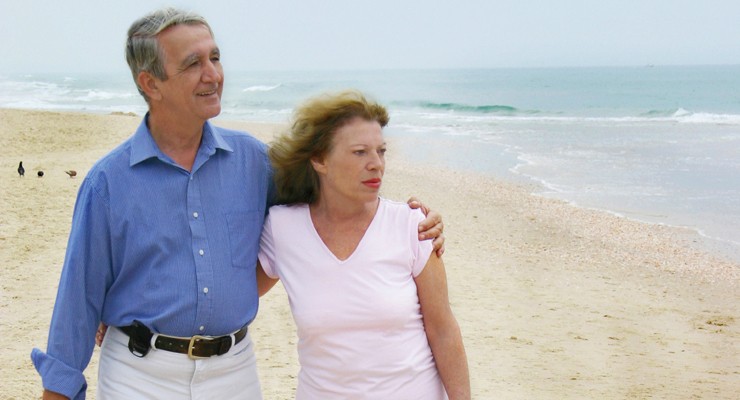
left=203, top=105, right=222, bottom=120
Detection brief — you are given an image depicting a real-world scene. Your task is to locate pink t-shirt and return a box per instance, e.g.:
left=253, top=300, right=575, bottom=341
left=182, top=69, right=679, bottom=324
left=259, top=198, right=447, bottom=399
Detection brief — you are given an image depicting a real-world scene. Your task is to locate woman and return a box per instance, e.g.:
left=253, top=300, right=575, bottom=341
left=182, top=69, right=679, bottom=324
left=257, top=90, right=470, bottom=399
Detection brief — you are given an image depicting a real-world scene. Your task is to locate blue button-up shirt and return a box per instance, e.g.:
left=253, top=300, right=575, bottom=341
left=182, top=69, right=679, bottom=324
left=31, top=116, right=274, bottom=399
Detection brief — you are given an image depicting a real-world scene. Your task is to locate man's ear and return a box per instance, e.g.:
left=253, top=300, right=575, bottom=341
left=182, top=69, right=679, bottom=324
left=136, top=71, right=162, bottom=101
left=310, top=156, right=327, bottom=175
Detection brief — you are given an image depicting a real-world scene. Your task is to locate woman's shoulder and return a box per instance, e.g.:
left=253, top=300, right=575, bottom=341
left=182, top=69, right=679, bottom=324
left=379, top=197, right=408, bottom=209
left=378, top=197, right=424, bottom=220
left=268, top=203, right=309, bottom=218
left=380, top=197, right=403, bottom=205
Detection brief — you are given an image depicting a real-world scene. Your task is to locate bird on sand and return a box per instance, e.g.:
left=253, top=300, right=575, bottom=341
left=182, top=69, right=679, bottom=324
left=18, top=161, right=25, bottom=177
left=37, top=171, right=44, bottom=177
left=65, top=170, right=77, bottom=178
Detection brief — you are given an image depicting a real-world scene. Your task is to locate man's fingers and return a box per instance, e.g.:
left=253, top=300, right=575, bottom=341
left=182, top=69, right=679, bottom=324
left=432, top=233, right=446, bottom=257
left=420, top=221, right=443, bottom=240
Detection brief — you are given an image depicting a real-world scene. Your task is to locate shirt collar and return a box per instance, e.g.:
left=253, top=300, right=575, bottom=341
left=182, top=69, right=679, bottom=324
left=130, top=114, right=234, bottom=167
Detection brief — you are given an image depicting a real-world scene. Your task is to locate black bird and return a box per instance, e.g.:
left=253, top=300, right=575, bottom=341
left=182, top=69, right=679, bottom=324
left=18, top=161, right=25, bottom=177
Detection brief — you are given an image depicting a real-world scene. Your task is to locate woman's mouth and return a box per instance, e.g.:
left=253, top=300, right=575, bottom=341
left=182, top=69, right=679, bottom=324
left=362, top=178, right=381, bottom=188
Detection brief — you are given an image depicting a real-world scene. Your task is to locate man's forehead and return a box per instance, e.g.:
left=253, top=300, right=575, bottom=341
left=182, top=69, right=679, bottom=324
left=158, top=24, right=218, bottom=57
left=158, top=23, right=215, bottom=46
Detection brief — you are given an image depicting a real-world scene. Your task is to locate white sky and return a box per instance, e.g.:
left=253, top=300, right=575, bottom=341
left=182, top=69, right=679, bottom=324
left=1, top=0, right=739, bottom=74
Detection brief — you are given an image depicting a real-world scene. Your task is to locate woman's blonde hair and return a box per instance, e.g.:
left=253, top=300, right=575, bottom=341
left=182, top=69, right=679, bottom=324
left=269, top=89, right=389, bottom=204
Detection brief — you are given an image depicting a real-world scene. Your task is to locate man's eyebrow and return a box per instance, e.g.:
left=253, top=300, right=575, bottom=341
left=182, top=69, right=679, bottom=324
left=179, top=54, right=200, bottom=69
left=177, top=47, right=220, bottom=70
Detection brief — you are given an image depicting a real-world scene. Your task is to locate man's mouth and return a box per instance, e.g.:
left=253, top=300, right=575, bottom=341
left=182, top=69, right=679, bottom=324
left=198, top=88, right=218, bottom=96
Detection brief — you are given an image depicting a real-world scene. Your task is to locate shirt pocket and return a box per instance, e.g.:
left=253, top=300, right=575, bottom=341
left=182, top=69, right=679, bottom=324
left=225, top=211, right=263, bottom=269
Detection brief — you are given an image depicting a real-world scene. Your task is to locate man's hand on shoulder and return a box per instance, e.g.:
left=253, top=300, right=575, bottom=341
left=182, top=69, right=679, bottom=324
left=407, top=197, right=445, bottom=257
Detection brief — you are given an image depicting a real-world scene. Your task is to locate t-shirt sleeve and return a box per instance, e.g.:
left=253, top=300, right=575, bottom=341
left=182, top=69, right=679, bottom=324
left=410, top=208, right=434, bottom=277
left=258, top=212, right=279, bottom=279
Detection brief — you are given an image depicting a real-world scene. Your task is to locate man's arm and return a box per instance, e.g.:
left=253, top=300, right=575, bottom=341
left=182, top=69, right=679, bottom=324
left=257, top=261, right=279, bottom=297
left=32, top=180, right=112, bottom=399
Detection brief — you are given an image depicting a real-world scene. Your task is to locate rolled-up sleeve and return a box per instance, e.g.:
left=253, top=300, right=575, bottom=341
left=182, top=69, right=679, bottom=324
left=30, top=349, right=88, bottom=400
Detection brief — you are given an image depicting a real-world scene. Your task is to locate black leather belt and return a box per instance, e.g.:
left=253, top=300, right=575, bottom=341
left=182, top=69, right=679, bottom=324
left=119, top=321, right=248, bottom=359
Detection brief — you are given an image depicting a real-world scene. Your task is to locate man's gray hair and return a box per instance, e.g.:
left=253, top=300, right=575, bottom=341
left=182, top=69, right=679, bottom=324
left=125, top=7, right=213, bottom=99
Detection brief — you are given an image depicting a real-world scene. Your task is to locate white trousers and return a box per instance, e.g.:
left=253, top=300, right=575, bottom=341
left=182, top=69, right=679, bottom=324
left=97, top=327, right=262, bottom=399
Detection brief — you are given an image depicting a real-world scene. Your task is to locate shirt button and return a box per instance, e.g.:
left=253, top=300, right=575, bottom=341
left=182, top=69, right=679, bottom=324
left=199, top=249, right=205, bottom=256
left=193, top=212, right=199, bottom=218
left=199, top=326, right=205, bottom=332
left=203, top=287, right=209, bottom=294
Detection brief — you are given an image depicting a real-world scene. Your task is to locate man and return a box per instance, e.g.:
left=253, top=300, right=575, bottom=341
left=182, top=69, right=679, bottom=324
left=31, top=7, right=443, bottom=399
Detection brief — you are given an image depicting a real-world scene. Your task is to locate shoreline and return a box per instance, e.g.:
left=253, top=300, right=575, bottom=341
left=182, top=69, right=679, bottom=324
left=2, top=108, right=738, bottom=399
left=529, top=192, right=740, bottom=266
left=5, top=106, right=738, bottom=266
left=384, top=124, right=740, bottom=269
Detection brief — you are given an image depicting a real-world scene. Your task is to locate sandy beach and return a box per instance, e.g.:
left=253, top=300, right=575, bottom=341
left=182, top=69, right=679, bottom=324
left=1, top=108, right=737, bottom=399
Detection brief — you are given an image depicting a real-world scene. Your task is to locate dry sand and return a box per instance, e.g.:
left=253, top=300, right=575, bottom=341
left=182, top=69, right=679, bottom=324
left=1, top=108, right=737, bottom=399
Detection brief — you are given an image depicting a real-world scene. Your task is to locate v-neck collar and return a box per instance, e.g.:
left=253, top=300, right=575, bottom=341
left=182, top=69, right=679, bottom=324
left=305, top=198, right=383, bottom=264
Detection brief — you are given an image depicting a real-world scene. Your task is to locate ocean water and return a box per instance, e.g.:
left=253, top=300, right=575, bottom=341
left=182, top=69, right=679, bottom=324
left=2, top=66, right=739, bottom=262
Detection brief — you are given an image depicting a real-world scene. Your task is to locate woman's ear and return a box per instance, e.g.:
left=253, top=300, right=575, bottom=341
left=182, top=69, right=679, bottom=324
left=310, top=156, right=327, bottom=175
left=137, top=71, right=162, bottom=101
